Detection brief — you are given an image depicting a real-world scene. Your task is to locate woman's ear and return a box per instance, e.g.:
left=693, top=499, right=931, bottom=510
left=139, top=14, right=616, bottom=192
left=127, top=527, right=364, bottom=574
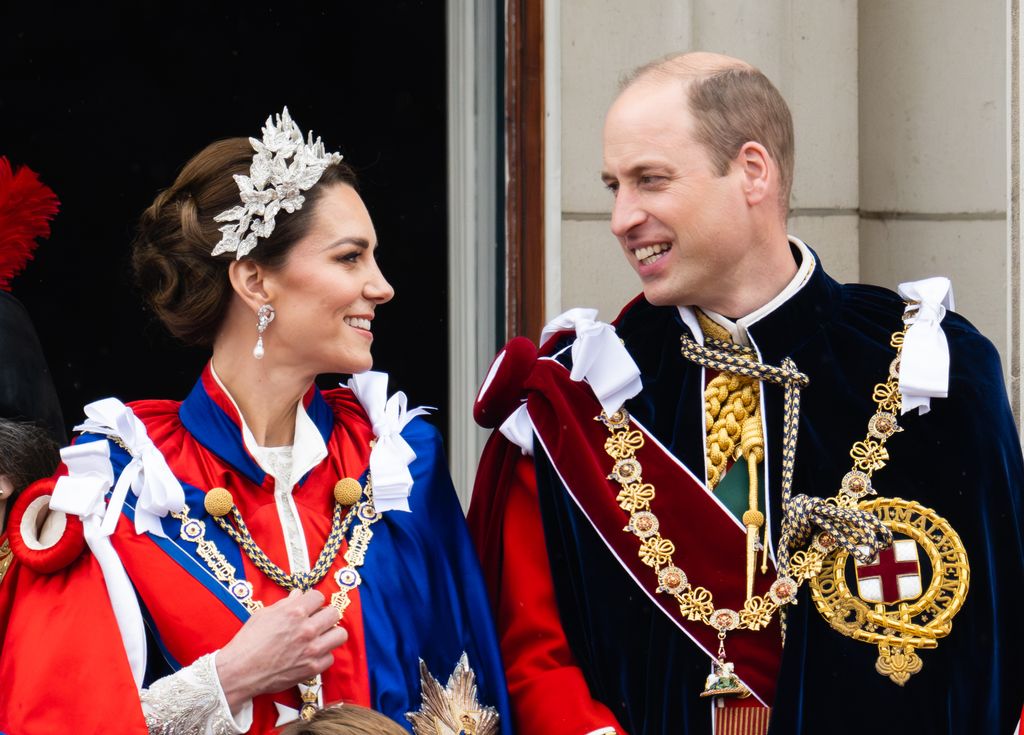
left=228, top=259, right=272, bottom=312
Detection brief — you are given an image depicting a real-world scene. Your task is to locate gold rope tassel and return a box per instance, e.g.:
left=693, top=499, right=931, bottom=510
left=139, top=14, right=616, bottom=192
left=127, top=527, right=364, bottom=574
left=697, top=311, right=768, bottom=600
left=739, top=412, right=765, bottom=599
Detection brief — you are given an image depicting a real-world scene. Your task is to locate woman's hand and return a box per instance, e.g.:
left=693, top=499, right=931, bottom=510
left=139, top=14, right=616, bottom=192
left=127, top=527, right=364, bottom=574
left=215, top=589, right=348, bottom=712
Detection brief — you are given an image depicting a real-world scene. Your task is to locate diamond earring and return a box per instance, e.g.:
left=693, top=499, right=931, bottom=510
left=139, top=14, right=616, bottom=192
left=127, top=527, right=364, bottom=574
left=253, top=304, right=276, bottom=359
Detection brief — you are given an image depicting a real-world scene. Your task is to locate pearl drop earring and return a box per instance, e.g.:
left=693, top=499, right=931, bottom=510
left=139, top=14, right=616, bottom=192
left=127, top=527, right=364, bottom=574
left=253, top=304, right=276, bottom=359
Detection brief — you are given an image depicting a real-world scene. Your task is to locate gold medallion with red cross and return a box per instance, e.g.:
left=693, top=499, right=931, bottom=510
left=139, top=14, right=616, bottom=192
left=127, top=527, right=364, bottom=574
left=808, top=497, right=969, bottom=686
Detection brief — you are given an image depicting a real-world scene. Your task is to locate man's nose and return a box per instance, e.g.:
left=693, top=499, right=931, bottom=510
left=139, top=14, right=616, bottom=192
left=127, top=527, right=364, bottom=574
left=610, top=188, right=646, bottom=238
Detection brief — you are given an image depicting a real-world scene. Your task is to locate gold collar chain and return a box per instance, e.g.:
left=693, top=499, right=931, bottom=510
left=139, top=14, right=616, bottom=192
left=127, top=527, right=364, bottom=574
left=171, top=475, right=381, bottom=721
left=89, top=430, right=383, bottom=721
left=600, top=319, right=911, bottom=699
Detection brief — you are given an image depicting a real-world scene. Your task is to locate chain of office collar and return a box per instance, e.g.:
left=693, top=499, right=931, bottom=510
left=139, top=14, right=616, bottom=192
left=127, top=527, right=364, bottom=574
left=211, top=490, right=361, bottom=592
left=597, top=326, right=904, bottom=637
left=176, top=476, right=379, bottom=723
left=95, top=426, right=381, bottom=603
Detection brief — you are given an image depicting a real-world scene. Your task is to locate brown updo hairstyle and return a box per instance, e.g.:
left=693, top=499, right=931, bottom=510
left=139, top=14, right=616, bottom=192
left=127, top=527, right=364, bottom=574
left=132, top=137, right=358, bottom=346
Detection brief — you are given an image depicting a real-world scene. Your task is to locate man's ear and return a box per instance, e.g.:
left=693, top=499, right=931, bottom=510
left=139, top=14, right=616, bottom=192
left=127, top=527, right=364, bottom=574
left=737, top=141, right=772, bottom=206
left=228, top=259, right=272, bottom=312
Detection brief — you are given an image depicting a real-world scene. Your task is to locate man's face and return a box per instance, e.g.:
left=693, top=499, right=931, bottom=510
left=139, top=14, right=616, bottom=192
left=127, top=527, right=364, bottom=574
left=602, top=80, right=750, bottom=308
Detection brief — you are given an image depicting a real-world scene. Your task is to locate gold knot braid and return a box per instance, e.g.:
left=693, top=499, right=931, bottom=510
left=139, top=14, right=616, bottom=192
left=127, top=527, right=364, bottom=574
left=696, top=312, right=764, bottom=489
left=739, top=414, right=765, bottom=463
left=680, top=330, right=891, bottom=579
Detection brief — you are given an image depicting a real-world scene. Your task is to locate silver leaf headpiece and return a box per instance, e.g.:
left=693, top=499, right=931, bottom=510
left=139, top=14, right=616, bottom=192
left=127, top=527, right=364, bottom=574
left=211, top=107, right=343, bottom=259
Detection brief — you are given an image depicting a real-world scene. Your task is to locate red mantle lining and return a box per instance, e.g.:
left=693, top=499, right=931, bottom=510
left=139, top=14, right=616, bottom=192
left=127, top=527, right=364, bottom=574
left=525, top=357, right=782, bottom=706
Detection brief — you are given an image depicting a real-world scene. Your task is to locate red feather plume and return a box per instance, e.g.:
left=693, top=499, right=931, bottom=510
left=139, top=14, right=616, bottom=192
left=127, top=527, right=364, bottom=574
left=0, top=156, right=61, bottom=292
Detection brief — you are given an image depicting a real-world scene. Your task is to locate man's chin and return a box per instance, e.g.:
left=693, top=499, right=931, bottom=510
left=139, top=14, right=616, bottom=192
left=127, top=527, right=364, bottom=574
left=642, top=284, right=688, bottom=308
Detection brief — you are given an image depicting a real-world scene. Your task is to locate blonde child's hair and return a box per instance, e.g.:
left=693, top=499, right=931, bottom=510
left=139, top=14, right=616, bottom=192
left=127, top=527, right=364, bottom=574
left=277, top=704, right=410, bottom=735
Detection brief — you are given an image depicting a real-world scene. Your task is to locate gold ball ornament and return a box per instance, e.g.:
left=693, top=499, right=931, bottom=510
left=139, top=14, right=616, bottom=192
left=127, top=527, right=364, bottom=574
left=204, top=487, right=234, bottom=518
left=334, top=478, right=363, bottom=506
left=742, top=510, right=765, bottom=528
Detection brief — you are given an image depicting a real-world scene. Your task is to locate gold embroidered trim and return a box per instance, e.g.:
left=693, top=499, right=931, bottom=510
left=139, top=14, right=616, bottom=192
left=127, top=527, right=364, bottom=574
left=0, top=538, right=12, bottom=586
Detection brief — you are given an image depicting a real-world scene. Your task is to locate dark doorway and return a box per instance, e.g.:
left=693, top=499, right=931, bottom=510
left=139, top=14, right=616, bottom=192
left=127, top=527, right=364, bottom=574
left=1, top=3, right=449, bottom=440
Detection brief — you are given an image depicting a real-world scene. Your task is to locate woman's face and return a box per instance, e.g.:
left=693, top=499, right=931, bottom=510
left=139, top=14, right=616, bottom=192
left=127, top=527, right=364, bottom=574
left=260, top=184, right=394, bottom=375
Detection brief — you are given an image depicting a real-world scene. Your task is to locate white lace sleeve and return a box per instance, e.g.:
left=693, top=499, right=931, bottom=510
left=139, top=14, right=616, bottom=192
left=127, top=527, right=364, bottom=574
left=140, top=651, right=253, bottom=735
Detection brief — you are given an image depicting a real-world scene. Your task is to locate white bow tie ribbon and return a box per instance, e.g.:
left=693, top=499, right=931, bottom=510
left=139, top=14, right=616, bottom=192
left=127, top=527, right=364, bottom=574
left=540, top=308, right=643, bottom=416
left=347, top=371, right=433, bottom=513
left=52, top=397, right=186, bottom=537
left=49, top=442, right=115, bottom=522
left=48, top=397, right=184, bottom=690
left=897, top=277, right=955, bottom=416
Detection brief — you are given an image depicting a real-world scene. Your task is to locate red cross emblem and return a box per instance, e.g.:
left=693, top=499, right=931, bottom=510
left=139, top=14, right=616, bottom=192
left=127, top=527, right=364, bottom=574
left=854, top=539, right=923, bottom=604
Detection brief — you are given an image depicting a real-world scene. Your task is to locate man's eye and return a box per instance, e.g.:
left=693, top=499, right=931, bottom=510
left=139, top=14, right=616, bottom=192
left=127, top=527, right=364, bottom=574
left=639, top=175, right=663, bottom=185
left=605, top=182, right=619, bottom=194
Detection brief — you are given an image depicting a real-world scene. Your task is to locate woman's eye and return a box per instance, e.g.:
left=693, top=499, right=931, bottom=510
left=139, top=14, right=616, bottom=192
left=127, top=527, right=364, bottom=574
left=336, top=251, right=361, bottom=264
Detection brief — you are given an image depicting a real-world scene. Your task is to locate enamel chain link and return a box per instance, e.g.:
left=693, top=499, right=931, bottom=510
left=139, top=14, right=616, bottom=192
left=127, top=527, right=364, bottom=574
left=598, top=322, right=909, bottom=698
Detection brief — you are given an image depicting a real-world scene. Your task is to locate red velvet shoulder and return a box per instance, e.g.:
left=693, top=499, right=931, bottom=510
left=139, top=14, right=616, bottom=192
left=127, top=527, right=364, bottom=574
left=126, top=398, right=185, bottom=447
left=321, top=386, right=372, bottom=428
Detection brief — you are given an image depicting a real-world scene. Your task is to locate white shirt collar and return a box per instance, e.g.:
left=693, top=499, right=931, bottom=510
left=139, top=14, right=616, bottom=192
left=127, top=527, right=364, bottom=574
left=208, top=362, right=328, bottom=489
left=677, top=236, right=816, bottom=347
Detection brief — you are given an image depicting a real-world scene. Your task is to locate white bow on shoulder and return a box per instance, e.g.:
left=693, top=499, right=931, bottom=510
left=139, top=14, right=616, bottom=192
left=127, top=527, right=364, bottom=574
left=49, top=397, right=185, bottom=691
left=540, top=307, right=643, bottom=416
left=347, top=371, right=433, bottom=513
left=897, top=278, right=954, bottom=415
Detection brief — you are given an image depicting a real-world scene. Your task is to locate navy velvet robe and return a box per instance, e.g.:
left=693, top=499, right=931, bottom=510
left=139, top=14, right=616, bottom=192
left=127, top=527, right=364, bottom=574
left=535, top=256, right=1024, bottom=734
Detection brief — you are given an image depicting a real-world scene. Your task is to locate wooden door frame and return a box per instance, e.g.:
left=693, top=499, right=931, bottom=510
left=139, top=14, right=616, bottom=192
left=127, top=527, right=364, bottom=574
left=505, top=0, right=547, bottom=342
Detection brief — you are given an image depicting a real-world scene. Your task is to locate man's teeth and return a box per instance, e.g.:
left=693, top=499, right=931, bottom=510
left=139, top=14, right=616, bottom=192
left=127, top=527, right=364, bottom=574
left=635, top=243, right=671, bottom=265
left=344, top=317, right=372, bottom=331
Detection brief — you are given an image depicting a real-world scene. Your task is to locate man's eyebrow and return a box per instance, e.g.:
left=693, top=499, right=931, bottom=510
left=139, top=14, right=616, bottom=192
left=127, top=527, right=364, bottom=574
left=600, top=161, right=671, bottom=183
left=320, top=237, right=372, bottom=251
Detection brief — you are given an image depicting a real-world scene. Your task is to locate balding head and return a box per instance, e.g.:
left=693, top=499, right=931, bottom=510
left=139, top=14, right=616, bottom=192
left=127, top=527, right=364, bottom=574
left=623, top=51, right=754, bottom=87
left=619, top=52, right=794, bottom=213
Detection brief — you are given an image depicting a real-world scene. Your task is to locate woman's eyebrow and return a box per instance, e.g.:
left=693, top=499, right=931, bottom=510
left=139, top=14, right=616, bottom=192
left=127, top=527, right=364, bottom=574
left=321, top=236, right=372, bottom=252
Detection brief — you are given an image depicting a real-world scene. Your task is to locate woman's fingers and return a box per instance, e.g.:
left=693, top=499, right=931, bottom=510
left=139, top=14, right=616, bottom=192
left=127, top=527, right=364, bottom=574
left=292, top=588, right=326, bottom=615
left=216, top=587, right=350, bottom=708
left=308, top=603, right=342, bottom=632
left=317, top=624, right=349, bottom=652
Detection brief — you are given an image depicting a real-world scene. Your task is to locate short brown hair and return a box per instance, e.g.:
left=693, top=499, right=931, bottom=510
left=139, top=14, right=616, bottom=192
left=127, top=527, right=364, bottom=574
left=624, top=53, right=795, bottom=212
left=132, top=137, right=358, bottom=346
left=0, top=418, right=60, bottom=531
left=277, top=704, right=409, bottom=735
